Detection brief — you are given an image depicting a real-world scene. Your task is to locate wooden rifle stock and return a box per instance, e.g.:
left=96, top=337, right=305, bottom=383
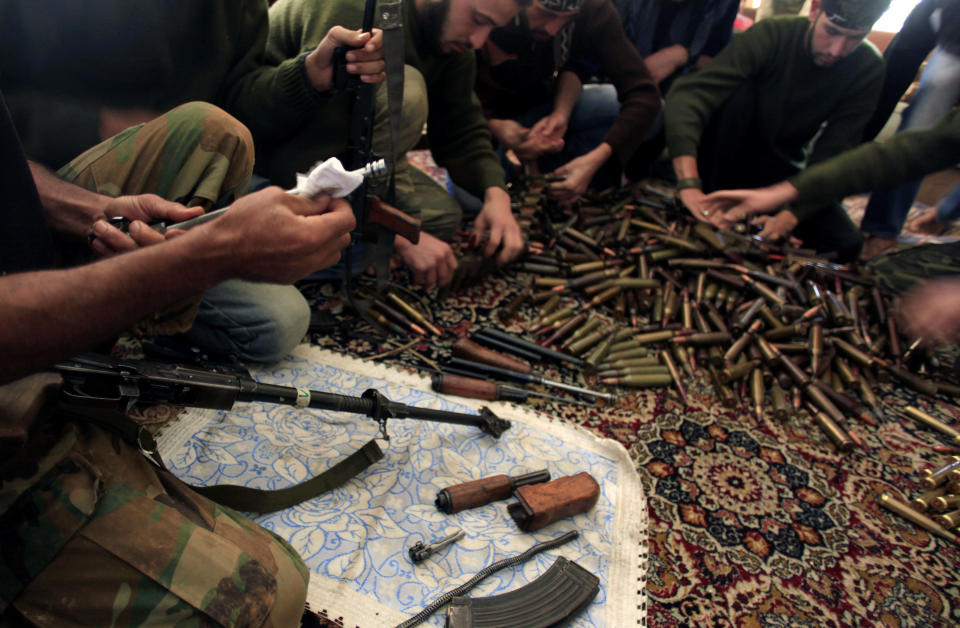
left=452, top=338, right=531, bottom=373
left=367, top=196, right=420, bottom=244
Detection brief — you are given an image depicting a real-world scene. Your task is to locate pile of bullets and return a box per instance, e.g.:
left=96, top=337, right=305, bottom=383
left=487, top=177, right=960, bottom=453
left=879, top=456, right=960, bottom=546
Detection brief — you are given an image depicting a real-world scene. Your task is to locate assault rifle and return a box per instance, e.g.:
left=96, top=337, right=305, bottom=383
left=55, top=354, right=510, bottom=440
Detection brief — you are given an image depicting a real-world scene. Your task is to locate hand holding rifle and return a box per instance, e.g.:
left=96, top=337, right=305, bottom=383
left=304, top=26, right=386, bottom=92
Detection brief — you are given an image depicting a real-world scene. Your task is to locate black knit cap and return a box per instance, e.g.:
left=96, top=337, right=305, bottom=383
left=820, top=0, right=891, bottom=31
left=538, top=0, right=585, bottom=12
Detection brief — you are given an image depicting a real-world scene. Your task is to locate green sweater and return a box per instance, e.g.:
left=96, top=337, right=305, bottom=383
left=665, top=16, right=884, bottom=221
left=261, top=0, right=506, bottom=192
left=789, top=107, right=960, bottom=205
left=0, top=0, right=313, bottom=169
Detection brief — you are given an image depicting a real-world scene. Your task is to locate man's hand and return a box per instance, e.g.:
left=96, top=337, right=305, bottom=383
left=751, top=209, right=799, bottom=241
left=514, top=132, right=564, bottom=162
left=212, top=188, right=355, bottom=284
left=304, top=27, right=385, bottom=93
left=678, top=187, right=716, bottom=223
left=90, top=195, right=205, bottom=257
left=471, top=187, right=525, bottom=265
left=547, top=144, right=612, bottom=204
left=701, top=182, right=799, bottom=223
left=394, top=231, right=458, bottom=287
left=900, top=277, right=960, bottom=344
left=644, top=45, right=690, bottom=85
left=488, top=118, right=530, bottom=150
left=529, top=111, right=568, bottom=145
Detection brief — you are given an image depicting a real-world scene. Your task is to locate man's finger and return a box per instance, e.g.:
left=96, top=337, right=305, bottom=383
left=724, top=207, right=747, bottom=223
left=302, top=205, right=356, bottom=240
left=332, top=26, right=372, bottom=48
left=484, top=228, right=502, bottom=259
left=128, top=220, right=165, bottom=247
left=90, top=219, right=137, bottom=253
left=348, top=61, right=386, bottom=78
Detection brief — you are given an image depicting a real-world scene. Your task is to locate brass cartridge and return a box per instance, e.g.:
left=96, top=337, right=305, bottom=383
left=750, top=368, right=765, bottom=420
left=586, top=328, right=619, bottom=366
left=932, top=494, right=960, bottom=512
left=920, top=456, right=960, bottom=489
left=672, top=331, right=732, bottom=345
left=708, top=367, right=737, bottom=407
left=879, top=492, right=960, bottom=546
left=806, top=403, right=855, bottom=452
left=724, top=319, right=762, bottom=365
left=770, top=379, right=789, bottom=421
left=601, top=373, right=673, bottom=388
left=542, top=312, right=588, bottom=347
left=598, top=357, right=659, bottom=370
left=660, top=349, right=688, bottom=404
left=568, top=325, right=616, bottom=356
left=763, top=323, right=808, bottom=342
left=598, top=365, right=671, bottom=377
left=718, top=359, right=760, bottom=384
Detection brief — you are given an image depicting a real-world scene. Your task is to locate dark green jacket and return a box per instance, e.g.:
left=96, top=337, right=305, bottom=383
left=665, top=17, right=884, bottom=221
left=261, top=0, right=507, bottom=192
left=790, top=107, right=960, bottom=205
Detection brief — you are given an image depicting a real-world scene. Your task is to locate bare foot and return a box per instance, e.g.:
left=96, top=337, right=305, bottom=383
left=907, top=209, right=948, bottom=235
left=859, top=235, right=897, bottom=260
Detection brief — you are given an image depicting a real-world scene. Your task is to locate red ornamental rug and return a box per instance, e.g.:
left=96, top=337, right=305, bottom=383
left=299, top=253, right=960, bottom=626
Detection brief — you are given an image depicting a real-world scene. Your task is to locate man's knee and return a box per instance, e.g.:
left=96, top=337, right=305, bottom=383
left=165, top=102, right=255, bottom=206
left=167, top=102, right=254, bottom=159
left=394, top=164, right=463, bottom=241
left=190, top=281, right=311, bottom=364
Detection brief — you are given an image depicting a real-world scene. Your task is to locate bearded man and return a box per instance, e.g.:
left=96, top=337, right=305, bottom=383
left=261, top=0, right=532, bottom=287
left=474, top=0, right=661, bottom=203
left=664, top=0, right=891, bottom=262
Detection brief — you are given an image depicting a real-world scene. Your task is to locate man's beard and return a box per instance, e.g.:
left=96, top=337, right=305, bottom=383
left=420, top=0, right=452, bottom=55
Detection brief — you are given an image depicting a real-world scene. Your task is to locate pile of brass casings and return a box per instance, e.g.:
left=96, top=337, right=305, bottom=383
left=879, top=456, right=960, bottom=546
left=504, top=177, right=960, bottom=453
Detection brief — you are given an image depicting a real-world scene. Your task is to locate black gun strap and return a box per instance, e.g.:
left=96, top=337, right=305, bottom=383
left=191, top=439, right=384, bottom=513
left=59, top=402, right=384, bottom=514
left=371, top=0, right=405, bottom=290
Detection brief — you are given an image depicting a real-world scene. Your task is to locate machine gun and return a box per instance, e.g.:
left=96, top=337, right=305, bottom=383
left=55, top=353, right=510, bottom=441
left=47, top=353, right=509, bottom=512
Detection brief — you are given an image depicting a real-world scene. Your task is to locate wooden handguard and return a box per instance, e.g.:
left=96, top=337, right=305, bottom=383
left=432, top=373, right=499, bottom=401
left=437, top=474, right=514, bottom=514
left=508, top=472, right=600, bottom=532
left=368, top=196, right=421, bottom=244
left=453, top=338, right=531, bottom=373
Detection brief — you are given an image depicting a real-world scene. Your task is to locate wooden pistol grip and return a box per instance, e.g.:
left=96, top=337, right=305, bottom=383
left=442, top=474, right=513, bottom=513
left=509, top=472, right=600, bottom=532
left=453, top=338, right=532, bottom=373
left=432, top=374, right=498, bottom=401
left=368, top=196, right=421, bottom=244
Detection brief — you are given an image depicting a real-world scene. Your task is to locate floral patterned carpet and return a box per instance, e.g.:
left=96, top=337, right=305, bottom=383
left=293, top=181, right=960, bottom=627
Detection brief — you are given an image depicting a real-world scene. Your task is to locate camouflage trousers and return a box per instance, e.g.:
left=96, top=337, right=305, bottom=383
left=52, top=103, right=311, bottom=359
left=58, top=101, right=253, bottom=210
left=0, top=421, right=309, bottom=627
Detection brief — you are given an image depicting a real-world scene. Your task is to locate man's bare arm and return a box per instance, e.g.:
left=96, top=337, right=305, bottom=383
left=28, top=162, right=112, bottom=238
left=1, top=189, right=355, bottom=382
